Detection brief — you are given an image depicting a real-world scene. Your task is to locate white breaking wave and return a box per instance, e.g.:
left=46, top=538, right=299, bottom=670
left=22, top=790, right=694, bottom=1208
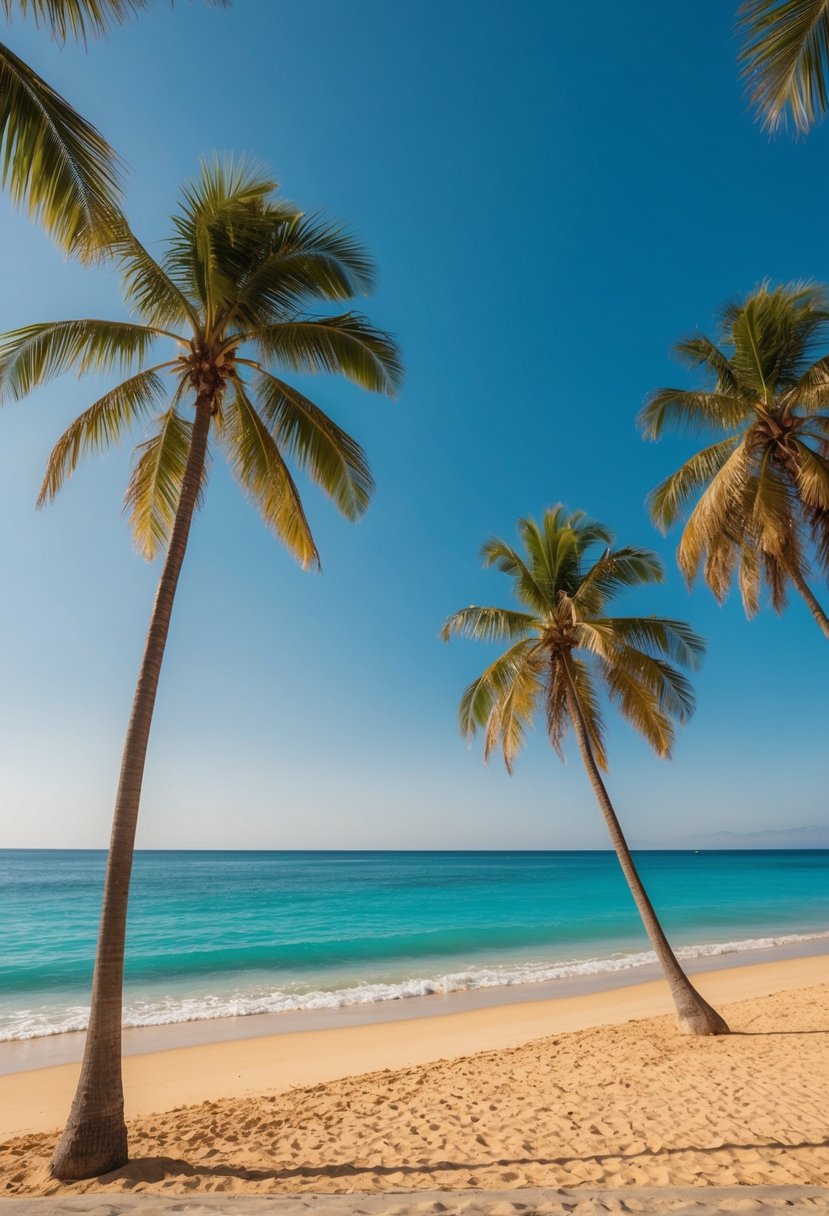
left=2, top=929, right=827, bottom=1042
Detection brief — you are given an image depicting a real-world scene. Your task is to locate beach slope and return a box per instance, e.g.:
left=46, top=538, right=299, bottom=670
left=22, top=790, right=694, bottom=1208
left=0, top=958, right=826, bottom=1196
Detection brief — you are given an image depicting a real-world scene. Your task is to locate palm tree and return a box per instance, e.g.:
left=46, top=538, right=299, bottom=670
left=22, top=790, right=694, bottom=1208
left=0, top=155, right=402, bottom=1179
left=442, top=508, right=729, bottom=1037
left=738, top=0, right=829, bottom=134
left=641, top=282, right=829, bottom=639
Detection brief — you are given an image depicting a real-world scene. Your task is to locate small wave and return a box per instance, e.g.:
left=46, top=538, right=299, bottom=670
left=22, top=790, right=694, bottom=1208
left=2, top=928, right=827, bottom=1041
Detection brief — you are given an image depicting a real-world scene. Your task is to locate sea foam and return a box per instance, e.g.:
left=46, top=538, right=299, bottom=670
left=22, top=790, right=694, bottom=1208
left=2, top=929, right=827, bottom=1042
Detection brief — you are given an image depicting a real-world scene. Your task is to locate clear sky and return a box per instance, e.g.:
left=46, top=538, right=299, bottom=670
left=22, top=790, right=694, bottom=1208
left=0, top=1, right=826, bottom=850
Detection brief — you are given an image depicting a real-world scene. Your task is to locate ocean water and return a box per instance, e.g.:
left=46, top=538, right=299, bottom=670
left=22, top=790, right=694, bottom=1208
left=0, top=849, right=826, bottom=1042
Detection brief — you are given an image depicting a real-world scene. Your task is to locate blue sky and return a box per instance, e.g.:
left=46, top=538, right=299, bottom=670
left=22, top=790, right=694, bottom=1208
left=0, top=0, right=826, bottom=850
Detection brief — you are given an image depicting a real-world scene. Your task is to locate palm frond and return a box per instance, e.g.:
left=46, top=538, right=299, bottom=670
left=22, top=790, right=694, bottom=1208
left=253, top=367, right=373, bottom=521
left=109, top=220, right=198, bottom=331
left=441, top=605, right=539, bottom=644
left=164, top=154, right=283, bottom=327
left=219, top=381, right=318, bottom=569
left=124, top=404, right=200, bottom=560
left=253, top=314, right=402, bottom=397
left=479, top=536, right=552, bottom=616
left=649, top=438, right=740, bottom=531
left=457, top=639, right=541, bottom=744
left=573, top=546, right=664, bottom=614
left=723, top=281, right=829, bottom=389
left=484, top=647, right=545, bottom=773
left=674, top=335, right=741, bottom=393
left=0, top=318, right=162, bottom=400
left=3, top=0, right=148, bottom=41
left=750, top=454, right=800, bottom=556
left=38, top=364, right=172, bottom=505
left=763, top=549, right=791, bottom=611
left=639, top=388, right=751, bottom=440
left=739, top=0, right=829, bottom=132
left=558, top=652, right=608, bottom=771
left=0, top=40, right=122, bottom=255
left=738, top=540, right=762, bottom=617
left=226, top=212, right=378, bottom=330
left=788, top=350, right=829, bottom=410
left=579, top=616, right=705, bottom=671
left=676, top=441, right=750, bottom=584
left=792, top=438, right=829, bottom=509
left=600, top=656, right=676, bottom=759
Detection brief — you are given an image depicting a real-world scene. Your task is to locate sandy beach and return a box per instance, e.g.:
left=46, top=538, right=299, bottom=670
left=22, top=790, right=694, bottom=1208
left=0, top=954, right=826, bottom=1197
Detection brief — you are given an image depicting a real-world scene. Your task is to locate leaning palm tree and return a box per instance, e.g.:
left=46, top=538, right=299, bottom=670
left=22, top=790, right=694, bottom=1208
left=0, top=155, right=402, bottom=1179
left=442, top=507, right=729, bottom=1038
left=641, top=282, right=829, bottom=639
left=738, top=0, right=829, bottom=134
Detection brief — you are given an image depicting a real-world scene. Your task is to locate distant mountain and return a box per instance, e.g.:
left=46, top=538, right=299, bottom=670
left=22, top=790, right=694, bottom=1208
left=663, top=824, right=829, bottom=850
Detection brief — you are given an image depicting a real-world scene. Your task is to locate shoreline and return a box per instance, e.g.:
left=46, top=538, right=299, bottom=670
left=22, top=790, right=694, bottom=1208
left=0, top=951, right=825, bottom=1143
left=1, top=933, right=826, bottom=1076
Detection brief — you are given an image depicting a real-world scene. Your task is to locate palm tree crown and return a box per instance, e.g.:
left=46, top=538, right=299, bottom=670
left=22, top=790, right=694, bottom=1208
left=739, top=0, right=829, bottom=133
left=441, top=507, right=704, bottom=773
left=0, top=155, right=403, bottom=562
left=641, top=282, right=829, bottom=622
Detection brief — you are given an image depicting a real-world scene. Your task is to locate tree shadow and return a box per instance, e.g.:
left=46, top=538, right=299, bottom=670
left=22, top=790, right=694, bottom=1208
left=105, top=1138, right=829, bottom=1187
left=730, top=1029, right=829, bottom=1036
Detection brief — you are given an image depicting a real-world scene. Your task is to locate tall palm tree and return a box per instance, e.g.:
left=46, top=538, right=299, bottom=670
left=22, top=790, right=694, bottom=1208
left=641, top=282, right=829, bottom=638
left=442, top=507, right=729, bottom=1038
left=1, top=1, right=223, bottom=255
left=739, top=0, right=829, bottom=134
left=0, top=155, right=402, bottom=1179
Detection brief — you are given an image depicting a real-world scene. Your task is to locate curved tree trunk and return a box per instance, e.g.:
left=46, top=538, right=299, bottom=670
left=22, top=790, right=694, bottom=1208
left=788, top=567, right=829, bottom=640
left=561, top=664, right=729, bottom=1036
left=50, top=397, right=213, bottom=1181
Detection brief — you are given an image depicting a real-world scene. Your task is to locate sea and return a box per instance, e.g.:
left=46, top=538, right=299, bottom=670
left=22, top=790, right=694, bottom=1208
left=0, top=849, right=827, bottom=1043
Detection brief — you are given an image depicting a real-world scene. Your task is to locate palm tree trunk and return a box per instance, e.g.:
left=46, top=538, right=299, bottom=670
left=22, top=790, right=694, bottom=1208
left=788, top=566, right=829, bottom=640
left=50, top=396, right=213, bottom=1181
left=560, top=663, right=729, bottom=1036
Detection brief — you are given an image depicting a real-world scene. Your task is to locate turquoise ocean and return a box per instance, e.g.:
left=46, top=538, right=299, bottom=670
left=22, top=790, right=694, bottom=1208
left=0, top=849, right=827, bottom=1042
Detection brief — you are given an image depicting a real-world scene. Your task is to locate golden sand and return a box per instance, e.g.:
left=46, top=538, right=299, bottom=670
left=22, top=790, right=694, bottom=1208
left=0, top=956, right=826, bottom=1196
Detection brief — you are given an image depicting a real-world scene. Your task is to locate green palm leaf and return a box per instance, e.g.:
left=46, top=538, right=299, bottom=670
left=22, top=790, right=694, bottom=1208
left=639, top=389, right=751, bottom=440
left=226, top=213, right=378, bottom=330
left=649, top=438, right=740, bottom=531
left=674, top=335, right=741, bottom=392
left=124, top=404, right=199, bottom=560
left=38, top=364, right=171, bottom=505
left=110, top=221, right=197, bottom=332
left=479, top=536, right=551, bottom=616
left=219, top=381, right=318, bottom=569
left=739, top=0, right=829, bottom=132
left=484, top=646, right=545, bottom=773
left=254, top=314, right=403, bottom=397
left=601, top=657, right=675, bottom=759
left=0, top=39, right=122, bottom=255
left=0, top=318, right=163, bottom=399
left=457, top=639, right=541, bottom=742
left=560, top=653, right=607, bottom=770
left=441, top=605, right=538, bottom=644
left=579, top=616, right=705, bottom=671
left=253, top=367, right=373, bottom=521
left=3, top=1, right=148, bottom=41
left=573, top=546, right=664, bottom=614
